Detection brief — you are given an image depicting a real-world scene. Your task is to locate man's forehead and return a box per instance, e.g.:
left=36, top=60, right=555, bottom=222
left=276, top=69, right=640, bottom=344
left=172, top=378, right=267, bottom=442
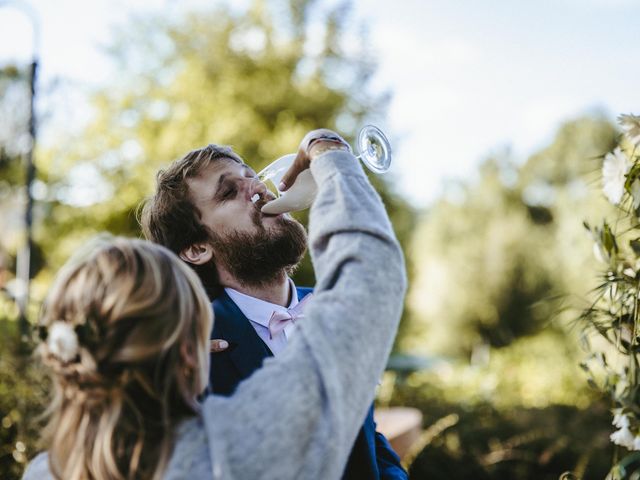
left=189, top=157, right=246, bottom=186
left=202, top=157, right=246, bottom=177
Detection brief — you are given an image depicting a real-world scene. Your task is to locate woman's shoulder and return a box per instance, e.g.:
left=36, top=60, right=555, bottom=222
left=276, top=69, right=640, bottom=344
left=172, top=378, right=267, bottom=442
left=22, top=452, right=52, bottom=480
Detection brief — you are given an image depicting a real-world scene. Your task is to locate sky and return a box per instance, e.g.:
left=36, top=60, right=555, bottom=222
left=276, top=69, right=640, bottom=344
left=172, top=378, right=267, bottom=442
left=1, top=0, right=639, bottom=207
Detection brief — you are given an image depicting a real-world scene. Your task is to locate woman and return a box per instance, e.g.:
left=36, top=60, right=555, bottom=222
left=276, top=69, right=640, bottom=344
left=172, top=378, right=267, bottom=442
left=23, top=130, right=407, bottom=479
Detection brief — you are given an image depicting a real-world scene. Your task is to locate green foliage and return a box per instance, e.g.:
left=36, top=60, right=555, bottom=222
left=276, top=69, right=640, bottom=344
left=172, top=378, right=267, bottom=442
left=0, top=315, right=49, bottom=480
left=382, top=341, right=613, bottom=478
left=404, top=116, right=619, bottom=357
left=402, top=398, right=613, bottom=480
left=577, top=114, right=640, bottom=477
left=384, top=329, right=613, bottom=478
left=0, top=64, right=29, bottom=255
left=33, top=0, right=414, bottom=294
left=382, top=330, right=592, bottom=413
left=394, top=114, right=632, bottom=478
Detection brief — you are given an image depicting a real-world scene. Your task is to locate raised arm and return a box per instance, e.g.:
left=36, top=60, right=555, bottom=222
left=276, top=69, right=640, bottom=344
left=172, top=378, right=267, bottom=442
left=202, top=149, right=407, bottom=479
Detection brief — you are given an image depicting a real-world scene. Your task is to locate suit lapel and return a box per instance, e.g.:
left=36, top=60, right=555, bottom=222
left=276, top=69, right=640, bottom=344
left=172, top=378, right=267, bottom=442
left=296, top=286, right=314, bottom=301
left=212, top=292, right=273, bottom=381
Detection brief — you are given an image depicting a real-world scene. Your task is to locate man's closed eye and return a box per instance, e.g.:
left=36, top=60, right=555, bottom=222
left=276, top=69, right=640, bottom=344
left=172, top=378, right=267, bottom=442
left=219, top=186, right=237, bottom=201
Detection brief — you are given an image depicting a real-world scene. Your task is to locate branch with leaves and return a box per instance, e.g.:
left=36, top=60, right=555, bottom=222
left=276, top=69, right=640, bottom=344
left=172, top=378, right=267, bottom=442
left=581, top=114, right=640, bottom=479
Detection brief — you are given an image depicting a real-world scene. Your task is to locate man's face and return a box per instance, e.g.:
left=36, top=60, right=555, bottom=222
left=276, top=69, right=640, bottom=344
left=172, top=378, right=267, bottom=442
left=186, top=158, right=307, bottom=286
left=186, top=158, right=277, bottom=236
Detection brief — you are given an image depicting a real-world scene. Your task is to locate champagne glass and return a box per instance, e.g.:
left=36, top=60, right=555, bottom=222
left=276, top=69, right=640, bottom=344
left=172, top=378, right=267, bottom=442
left=253, top=125, right=392, bottom=214
left=355, top=124, right=392, bottom=174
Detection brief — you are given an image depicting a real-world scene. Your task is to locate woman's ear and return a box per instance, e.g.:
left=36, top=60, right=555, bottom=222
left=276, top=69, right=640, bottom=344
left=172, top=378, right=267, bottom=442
left=179, top=243, right=213, bottom=265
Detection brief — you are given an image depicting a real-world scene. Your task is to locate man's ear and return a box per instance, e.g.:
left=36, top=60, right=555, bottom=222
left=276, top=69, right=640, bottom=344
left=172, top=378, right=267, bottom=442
left=179, top=243, right=213, bottom=265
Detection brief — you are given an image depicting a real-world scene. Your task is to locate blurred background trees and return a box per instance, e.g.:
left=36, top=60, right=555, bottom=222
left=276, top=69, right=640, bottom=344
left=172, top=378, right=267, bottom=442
left=0, top=64, right=30, bottom=304
left=0, top=62, right=49, bottom=479
left=394, top=116, right=620, bottom=478
left=405, top=116, right=618, bottom=358
left=0, top=0, right=627, bottom=478
left=35, top=0, right=414, bottom=282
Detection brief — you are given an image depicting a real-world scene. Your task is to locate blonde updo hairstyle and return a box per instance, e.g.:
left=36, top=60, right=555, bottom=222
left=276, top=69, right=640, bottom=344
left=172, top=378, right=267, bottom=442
left=38, top=237, right=213, bottom=480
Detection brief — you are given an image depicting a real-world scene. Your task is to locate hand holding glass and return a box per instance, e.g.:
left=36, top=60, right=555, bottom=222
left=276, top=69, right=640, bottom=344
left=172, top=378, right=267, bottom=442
left=255, top=125, right=392, bottom=215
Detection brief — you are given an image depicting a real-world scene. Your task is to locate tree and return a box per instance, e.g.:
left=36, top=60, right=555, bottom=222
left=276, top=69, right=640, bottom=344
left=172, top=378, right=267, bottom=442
left=0, top=63, right=49, bottom=480
left=0, top=64, right=29, bottom=280
left=404, top=115, right=618, bottom=358
left=35, top=0, right=415, bottom=292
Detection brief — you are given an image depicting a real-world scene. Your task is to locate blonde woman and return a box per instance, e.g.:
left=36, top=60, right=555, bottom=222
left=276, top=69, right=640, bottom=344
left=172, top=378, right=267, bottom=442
left=23, top=131, right=407, bottom=480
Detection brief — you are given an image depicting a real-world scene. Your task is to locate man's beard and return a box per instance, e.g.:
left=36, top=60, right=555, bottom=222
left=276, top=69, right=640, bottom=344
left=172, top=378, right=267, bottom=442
left=208, top=211, right=307, bottom=288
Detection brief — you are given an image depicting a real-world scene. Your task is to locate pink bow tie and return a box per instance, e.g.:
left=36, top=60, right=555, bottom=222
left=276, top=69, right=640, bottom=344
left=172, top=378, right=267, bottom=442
left=268, top=294, right=314, bottom=339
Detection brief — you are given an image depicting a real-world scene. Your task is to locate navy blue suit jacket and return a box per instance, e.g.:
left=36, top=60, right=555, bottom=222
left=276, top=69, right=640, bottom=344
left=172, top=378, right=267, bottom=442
left=209, top=288, right=407, bottom=480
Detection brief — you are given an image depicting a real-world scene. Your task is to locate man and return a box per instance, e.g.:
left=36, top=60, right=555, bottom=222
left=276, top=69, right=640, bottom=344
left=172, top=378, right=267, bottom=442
left=140, top=130, right=407, bottom=479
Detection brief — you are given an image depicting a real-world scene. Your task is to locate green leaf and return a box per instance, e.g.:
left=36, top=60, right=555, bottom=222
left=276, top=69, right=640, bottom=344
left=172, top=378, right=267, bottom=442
left=602, top=222, right=619, bottom=255
left=625, top=162, right=640, bottom=192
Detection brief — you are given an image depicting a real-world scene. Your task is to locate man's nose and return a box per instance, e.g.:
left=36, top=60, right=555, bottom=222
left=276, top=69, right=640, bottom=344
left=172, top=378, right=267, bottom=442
left=246, top=178, right=268, bottom=201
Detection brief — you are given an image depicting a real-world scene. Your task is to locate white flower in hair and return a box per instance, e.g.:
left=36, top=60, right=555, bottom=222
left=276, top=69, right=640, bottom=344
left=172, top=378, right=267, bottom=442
left=47, top=321, right=79, bottom=362
left=602, top=147, right=631, bottom=205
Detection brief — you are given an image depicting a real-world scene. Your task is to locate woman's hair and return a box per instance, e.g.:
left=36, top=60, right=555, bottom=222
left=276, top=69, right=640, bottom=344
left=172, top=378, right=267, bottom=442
left=37, top=236, right=213, bottom=480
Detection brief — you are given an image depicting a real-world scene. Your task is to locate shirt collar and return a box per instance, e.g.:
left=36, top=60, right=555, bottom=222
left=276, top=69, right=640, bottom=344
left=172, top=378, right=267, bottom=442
left=224, top=279, right=299, bottom=329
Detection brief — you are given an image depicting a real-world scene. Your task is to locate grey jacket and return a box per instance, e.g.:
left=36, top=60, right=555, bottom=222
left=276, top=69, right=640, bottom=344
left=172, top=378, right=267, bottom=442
left=23, top=150, right=407, bottom=479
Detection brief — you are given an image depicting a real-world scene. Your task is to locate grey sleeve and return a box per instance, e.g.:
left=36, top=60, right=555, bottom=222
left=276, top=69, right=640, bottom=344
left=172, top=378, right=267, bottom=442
left=202, top=151, right=407, bottom=480
left=21, top=453, right=52, bottom=480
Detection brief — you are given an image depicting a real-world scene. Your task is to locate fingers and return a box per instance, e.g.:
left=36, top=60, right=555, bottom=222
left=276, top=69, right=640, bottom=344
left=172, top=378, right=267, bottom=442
left=210, top=339, right=229, bottom=353
left=279, top=148, right=308, bottom=191
left=280, top=129, right=347, bottom=191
